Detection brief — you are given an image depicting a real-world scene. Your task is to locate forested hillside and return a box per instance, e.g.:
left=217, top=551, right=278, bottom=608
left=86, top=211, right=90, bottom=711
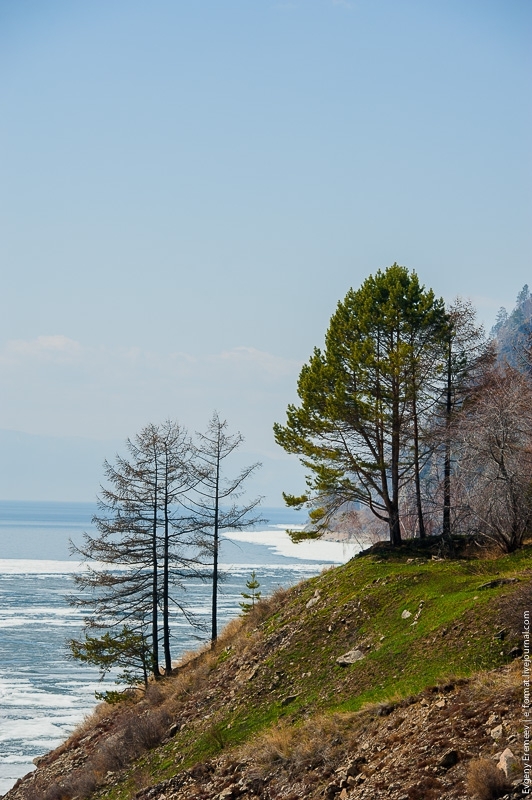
left=491, top=285, right=532, bottom=368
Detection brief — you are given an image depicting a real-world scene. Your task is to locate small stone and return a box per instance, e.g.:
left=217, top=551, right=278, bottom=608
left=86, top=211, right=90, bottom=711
left=336, top=649, right=365, bottom=666
left=217, top=786, right=240, bottom=799
left=487, top=713, right=498, bottom=725
left=439, top=749, right=459, bottom=769
left=281, top=694, right=298, bottom=706
left=491, top=724, right=504, bottom=740
left=346, top=756, right=366, bottom=776
left=435, top=699, right=446, bottom=708
left=401, top=609, right=412, bottom=619
left=498, top=747, right=518, bottom=778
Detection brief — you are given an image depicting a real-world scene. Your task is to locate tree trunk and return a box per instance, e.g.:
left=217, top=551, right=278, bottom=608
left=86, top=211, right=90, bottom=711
left=163, top=454, right=172, bottom=675
left=390, top=362, right=402, bottom=547
left=442, top=338, right=452, bottom=539
left=412, top=392, right=426, bottom=538
left=211, top=443, right=220, bottom=645
left=151, top=460, right=160, bottom=680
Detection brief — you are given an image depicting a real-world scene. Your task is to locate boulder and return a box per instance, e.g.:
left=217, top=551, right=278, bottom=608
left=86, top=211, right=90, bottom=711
left=336, top=649, right=365, bottom=666
left=490, top=724, right=504, bottom=740
left=498, top=748, right=518, bottom=778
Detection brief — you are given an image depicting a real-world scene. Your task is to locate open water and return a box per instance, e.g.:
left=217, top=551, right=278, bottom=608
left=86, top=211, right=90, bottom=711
left=0, top=501, right=359, bottom=794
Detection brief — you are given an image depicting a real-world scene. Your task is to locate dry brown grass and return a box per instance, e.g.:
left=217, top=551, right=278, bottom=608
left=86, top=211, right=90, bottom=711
left=469, top=660, right=521, bottom=695
left=466, top=758, right=512, bottom=800
left=241, top=712, right=361, bottom=774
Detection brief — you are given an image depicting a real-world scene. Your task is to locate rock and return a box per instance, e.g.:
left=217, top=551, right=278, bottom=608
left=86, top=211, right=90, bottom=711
left=439, top=749, right=459, bottom=769
left=346, top=759, right=362, bottom=777
left=336, top=648, right=365, bottom=666
left=498, top=747, right=518, bottom=778
left=401, top=610, right=412, bottom=619
left=487, top=713, right=498, bottom=725
left=435, top=699, right=446, bottom=709
left=216, top=786, right=239, bottom=799
left=491, top=724, right=504, bottom=740
left=281, top=694, right=298, bottom=706
left=478, top=578, right=519, bottom=590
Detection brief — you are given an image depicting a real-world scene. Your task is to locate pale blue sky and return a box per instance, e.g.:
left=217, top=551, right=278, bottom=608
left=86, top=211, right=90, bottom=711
left=0, top=0, right=530, bottom=502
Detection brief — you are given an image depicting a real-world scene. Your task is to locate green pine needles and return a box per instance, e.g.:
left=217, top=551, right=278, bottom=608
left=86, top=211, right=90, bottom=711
left=240, top=571, right=261, bottom=613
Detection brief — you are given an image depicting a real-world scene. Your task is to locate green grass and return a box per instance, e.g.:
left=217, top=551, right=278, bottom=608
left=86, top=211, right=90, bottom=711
left=92, top=541, right=531, bottom=799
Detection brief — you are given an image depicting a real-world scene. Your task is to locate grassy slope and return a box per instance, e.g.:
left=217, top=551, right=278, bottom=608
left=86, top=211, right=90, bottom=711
left=89, top=540, right=529, bottom=800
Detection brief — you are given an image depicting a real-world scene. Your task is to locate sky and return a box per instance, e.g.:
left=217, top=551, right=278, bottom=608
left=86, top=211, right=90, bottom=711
left=0, top=0, right=530, bottom=503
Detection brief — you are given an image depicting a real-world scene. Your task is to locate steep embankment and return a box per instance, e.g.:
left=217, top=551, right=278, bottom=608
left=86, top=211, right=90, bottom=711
left=5, top=539, right=529, bottom=800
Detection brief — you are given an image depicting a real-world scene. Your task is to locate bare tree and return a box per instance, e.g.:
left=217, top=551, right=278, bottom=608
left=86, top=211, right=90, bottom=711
left=454, top=366, right=532, bottom=552
left=189, top=412, right=262, bottom=645
left=70, top=421, right=202, bottom=685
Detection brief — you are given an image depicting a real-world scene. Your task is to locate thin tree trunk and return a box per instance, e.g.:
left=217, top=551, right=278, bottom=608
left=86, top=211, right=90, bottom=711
left=151, top=459, right=160, bottom=680
left=163, top=451, right=172, bottom=675
left=211, top=445, right=220, bottom=645
left=391, top=357, right=402, bottom=547
left=443, top=338, right=452, bottom=539
left=412, top=392, right=426, bottom=538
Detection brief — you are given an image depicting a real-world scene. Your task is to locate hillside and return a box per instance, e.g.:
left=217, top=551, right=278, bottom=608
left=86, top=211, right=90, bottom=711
left=4, top=538, right=529, bottom=800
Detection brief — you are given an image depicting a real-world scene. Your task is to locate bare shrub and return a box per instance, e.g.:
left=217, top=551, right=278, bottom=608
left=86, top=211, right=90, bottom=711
left=89, top=707, right=170, bottom=776
left=455, top=366, right=532, bottom=552
left=467, top=758, right=511, bottom=799
left=143, top=681, right=165, bottom=706
left=130, top=709, right=171, bottom=749
left=92, top=733, right=133, bottom=772
left=63, top=769, right=98, bottom=799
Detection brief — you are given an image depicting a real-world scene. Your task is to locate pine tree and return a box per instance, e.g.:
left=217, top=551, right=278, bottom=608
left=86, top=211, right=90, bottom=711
left=274, top=265, right=447, bottom=546
left=239, top=571, right=261, bottom=613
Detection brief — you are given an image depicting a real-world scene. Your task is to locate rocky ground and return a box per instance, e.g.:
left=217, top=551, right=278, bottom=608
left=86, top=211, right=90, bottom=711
left=6, top=661, right=524, bottom=800
left=4, top=540, right=529, bottom=800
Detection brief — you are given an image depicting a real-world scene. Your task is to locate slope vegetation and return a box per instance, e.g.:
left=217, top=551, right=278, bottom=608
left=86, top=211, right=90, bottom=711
left=5, top=538, right=529, bottom=800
